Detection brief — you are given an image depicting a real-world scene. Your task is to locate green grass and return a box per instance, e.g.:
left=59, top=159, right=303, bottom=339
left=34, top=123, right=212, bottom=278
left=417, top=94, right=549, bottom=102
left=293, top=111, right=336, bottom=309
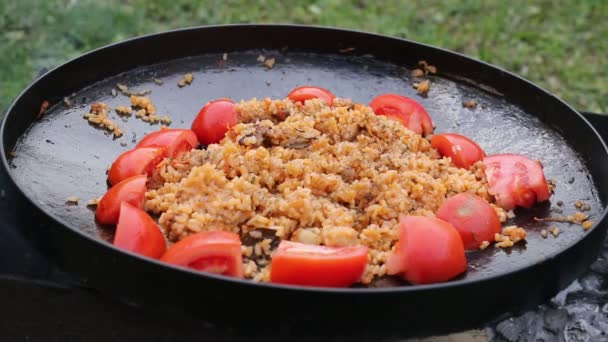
left=1, top=0, right=606, bottom=113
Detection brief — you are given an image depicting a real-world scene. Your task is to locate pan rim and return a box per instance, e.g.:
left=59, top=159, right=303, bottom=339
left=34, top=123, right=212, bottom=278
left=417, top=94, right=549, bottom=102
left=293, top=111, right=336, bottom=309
left=2, top=23, right=607, bottom=294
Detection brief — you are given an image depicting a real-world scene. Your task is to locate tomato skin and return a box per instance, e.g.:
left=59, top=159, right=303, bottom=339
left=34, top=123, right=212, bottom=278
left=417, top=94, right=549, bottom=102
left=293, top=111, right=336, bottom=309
left=108, top=147, right=165, bottom=186
left=436, top=193, right=501, bottom=250
left=287, top=86, right=335, bottom=105
left=431, top=133, right=485, bottom=169
left=96, top=175, right=147, bottom=225
left=386, top=216, right=467, bottom=285
left=483, top=154, right=550, bottom=210
left=270, top=241, right=368, bottom=287
left=114, top=202, right=166, bottom=259
left=136, top=129, right=199, bottom=158
left=191, top=99, right=238, bottom=145
left=161, top=231, right=244, bottom=278
left=369, top=94, right=434, bottom=135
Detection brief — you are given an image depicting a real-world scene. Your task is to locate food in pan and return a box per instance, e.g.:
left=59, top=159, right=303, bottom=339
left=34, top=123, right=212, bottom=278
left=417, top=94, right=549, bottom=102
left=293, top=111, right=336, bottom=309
left=96, top=85, right=553, bottom=287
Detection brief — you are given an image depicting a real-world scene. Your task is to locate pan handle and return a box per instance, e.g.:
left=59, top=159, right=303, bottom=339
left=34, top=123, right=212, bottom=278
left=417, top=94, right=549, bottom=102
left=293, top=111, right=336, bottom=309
left=581, top=112, right=608, bottom=142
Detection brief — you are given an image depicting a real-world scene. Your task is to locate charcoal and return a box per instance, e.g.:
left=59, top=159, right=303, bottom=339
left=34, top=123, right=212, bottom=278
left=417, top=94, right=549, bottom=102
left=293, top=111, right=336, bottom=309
left=495, top=311, right=547, bottom=342
left=543, top=308, right=570, bottom=334
left=495, top=317, right=527, bottom=341
left=491, top=235, right=608, bottom=341
left=564, top=319, right=602, bottom=342
left=592, top=314, right=608, bottom=335
left=589, top=337, right=608, bottom=342
left=552, top=280, right=583, bottom=306
left=565, top=303, right=599, bottom=323
left=589, top=258, right=608, bottom=275
left=579, top=273, right=605, bottom=292
left=566, top=290, right=608, bottom=306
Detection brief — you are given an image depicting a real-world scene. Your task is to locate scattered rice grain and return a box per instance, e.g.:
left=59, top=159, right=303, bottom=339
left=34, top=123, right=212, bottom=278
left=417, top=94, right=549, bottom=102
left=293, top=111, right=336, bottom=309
left=116, top=83, right=130, bottom=96
left=547, top=179, right=557, bottom=193
left=66, top=196, right=80, bottom=204
left=87, top=198, right=101, bottom=207
left=410, top=69, right=425, bottom=78
left=413, top=80, right=430, bottom=96
left=84, top=102, right=122, bottom=138
left=178, top=73, right=194, bottom=88
left=160, top=115, right=172, bottom=124
left=418, top=60, right=437, bottom=74
left=115, top=106, right=132, bottom=116
left=479, top=241, right=490, bottom=250
left=582, top=220, right=594, bottom=230
left=263, top=58, right=276, bottom=69
left=462, top=100, right=478, bottom=109
left=549, top=226, right=560, bottom=236
left=113, top=127, right=123, bottom=138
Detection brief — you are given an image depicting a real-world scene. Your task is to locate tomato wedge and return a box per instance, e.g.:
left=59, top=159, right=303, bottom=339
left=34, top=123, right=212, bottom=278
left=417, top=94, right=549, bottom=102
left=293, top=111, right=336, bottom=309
left=436, top=193, right=501, bottom=250
left=191, top=98, right=238, bottom=145
left=107, top=147, right=165, bottom=186
left=483, top=154, right=550, bottom=210
left=114, top=202, right=166, bottom=259
left=431, top=133, right=485, bottom=169
left=287, top=86, right=335, bottom=106
left=161, top=231, right=244, bottom=278
left=369, top=94, right=434, bottom=135
left=136, top=129, right=199, bottom=158
left=96, top=175, right=147, bottom=225
left=386, top=216, right=467, bottom=285
left=270, top=241, right=368, bottom=287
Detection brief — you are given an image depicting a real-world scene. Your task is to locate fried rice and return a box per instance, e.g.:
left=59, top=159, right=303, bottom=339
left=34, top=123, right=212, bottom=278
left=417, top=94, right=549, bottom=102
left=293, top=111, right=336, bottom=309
left=145, top=97, right=504, bottom=284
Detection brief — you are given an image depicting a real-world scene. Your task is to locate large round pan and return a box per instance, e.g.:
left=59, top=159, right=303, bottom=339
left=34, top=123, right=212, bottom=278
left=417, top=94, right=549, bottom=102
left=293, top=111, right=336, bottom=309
left=2, top=25, right=607, bottom=337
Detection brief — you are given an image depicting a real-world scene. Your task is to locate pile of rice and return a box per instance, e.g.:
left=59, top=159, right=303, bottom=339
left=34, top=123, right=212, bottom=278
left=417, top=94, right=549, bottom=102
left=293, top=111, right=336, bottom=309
left=145, top=97, right=504, bottom=283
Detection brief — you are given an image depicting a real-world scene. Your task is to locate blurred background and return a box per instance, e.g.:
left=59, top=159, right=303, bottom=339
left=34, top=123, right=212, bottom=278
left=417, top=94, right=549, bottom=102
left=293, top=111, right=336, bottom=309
left=1, top=0, right=606, bottom=114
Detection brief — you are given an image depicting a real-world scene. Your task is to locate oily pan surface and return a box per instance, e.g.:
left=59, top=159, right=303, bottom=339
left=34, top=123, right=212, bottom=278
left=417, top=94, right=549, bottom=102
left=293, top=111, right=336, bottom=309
left=8, top=50, right=602, bottom=283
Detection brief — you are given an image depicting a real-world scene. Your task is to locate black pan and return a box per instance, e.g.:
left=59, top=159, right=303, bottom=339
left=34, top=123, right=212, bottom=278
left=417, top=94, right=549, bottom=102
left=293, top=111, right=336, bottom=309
left=2, top=25, right=607, bottom=338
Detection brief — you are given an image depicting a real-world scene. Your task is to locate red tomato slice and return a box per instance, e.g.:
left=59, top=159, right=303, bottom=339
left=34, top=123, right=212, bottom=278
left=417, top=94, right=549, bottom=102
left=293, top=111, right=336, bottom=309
left=108, top=147, right=165, bottom=186
left=369, top=94, right=434, bottom=135
left=95, top=175, right=147, bottom=225
left=436, top=193, right=501, bottom=250
left=386, top=216, right=467, bottom=285
left=270, top=241, right=368, bottom=287
left=161, top=231, right=244, bottom=278
left=483, top=154, right=550, bottom=210
left=191, top=99, right=238, bottom=145
left=136, top=129, right=199, bottom=158
left=431, top=133, right=485, bottom=169
left=114, top=202, right=166, bottom=259
left=287, top=86, right=335, bottom=106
